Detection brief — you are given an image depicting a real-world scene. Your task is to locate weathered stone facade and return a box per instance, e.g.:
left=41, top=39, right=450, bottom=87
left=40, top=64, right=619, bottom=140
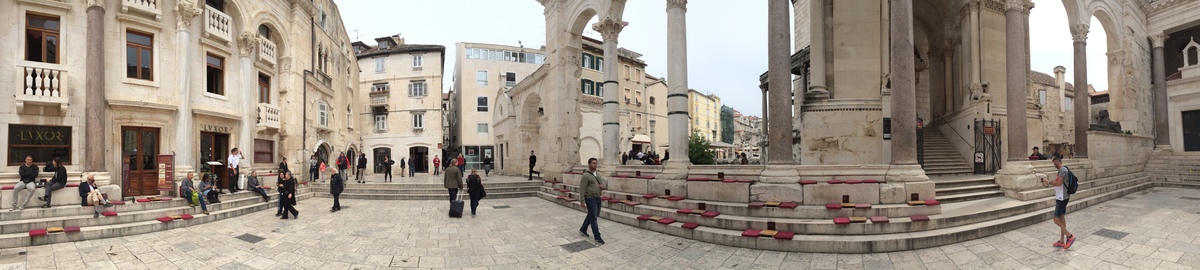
left=353, top=36, right=444, bottom=175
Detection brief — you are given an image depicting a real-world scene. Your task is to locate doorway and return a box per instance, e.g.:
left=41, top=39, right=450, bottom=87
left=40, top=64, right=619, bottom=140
left=409, top=146, right=429, bottom=173
left=200, top=132, right=230, bottom=190
left=1184, top=110, right=1200, bottom=152
left=373, top=147, right=391, bottom=173
left=121, top=127, right=159, bottom=196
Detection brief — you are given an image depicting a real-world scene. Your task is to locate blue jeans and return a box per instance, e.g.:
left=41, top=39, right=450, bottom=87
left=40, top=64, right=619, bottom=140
left=579, top=198, right=602, bottom=240
left=409, top=167, right=415, bottom=177
left=185, top=189, right=207, bottom=211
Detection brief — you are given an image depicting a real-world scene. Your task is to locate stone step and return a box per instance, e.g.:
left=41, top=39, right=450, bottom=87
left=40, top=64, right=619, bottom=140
left=0, top=187, right=311, bottom=221
left=931, top=177, right=996, bottom=188
left=921, top=164, right=973, bottom=170
left=923, top=168, right=974, bottom=175
left=1017, top=172, right=1147, bottom=200
left=935, top=184, right=1001, bottom=196
left=310, top=186, right=539, bottom=195
left=307, top=181, right=541, bottom=190
left=315, top=191, right=535, bottom=200
left=935, top=190, right=1004, bottom=203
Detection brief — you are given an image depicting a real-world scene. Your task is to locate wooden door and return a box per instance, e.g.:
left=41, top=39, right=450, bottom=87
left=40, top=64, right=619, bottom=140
left=121, top=127, right=160, bottom=196
left=200, top=132, right=230, bottom=189
left=1184, top=110, right=1200, bottom=152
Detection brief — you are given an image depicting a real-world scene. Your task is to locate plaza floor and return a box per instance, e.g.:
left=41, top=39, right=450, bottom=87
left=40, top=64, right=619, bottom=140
left=0, top=184, right=1198, bottom=269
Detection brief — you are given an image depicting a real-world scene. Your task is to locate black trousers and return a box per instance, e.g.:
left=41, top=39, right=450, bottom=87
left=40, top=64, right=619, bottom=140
left=384, top=169, right=392, bottom=181
left=529, top=165, right=536, bottom=179
left=332, top=193, right=341, bottom=210
left=281, top=196, right=298, bottom=218
left=448, top=188, right=459, bottom=203
left=228, top=170, right=240, bottom=192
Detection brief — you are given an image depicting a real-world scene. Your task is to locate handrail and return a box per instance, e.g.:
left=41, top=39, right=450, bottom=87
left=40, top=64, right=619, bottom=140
left=930, top=111, right=974, bottom=149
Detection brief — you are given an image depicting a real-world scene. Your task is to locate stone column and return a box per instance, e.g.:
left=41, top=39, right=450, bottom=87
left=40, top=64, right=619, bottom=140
left=1004, top=0, right=1029, bottom=162
left=594, top=18, right=627, bottom=166
left=1151, top=31, right=1170, bottom=149
left=806, top=0, right=829, bottom=98
left=760, top=81, right=769, bottom=159
left=754, top=0, right=802, bottom=202
left=1071, top=23, right=1089, bottom=158
left=85, top=2, right=109, bottom=187
left=969, top=1, right=981, bottom=83
left=238, top=33, right=257, bottom=168
left=175, top=2, right=202, bottom=174
left=890, top=0, right=917, bottom=165
left=665, top=0, right=690, bottom=166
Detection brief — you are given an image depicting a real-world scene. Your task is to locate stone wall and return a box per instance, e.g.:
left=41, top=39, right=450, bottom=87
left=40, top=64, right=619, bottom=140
left=1087, top=131, right=1154, bottom=179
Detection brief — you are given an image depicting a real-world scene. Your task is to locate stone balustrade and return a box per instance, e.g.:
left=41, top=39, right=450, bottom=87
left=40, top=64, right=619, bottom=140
left=369, top=91, right=388, bottom=107
left=204, top=6, right=232, bottom=42
left=121, top=0, right=161, bottom=20
left=256, top=103, right=280, bottom=130
left=257, top=38, right=276, bottom=66
left=16, top=65, right=69, bottom=112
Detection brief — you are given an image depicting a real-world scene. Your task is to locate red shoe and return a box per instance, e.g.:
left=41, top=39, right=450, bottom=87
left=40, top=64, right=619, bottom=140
left=1053, top=241, right=1064, bottom=248
left=1064, top=235, right=1076, bottom=249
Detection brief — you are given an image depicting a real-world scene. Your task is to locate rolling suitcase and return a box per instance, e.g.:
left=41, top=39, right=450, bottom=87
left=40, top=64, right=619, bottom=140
left=449, top=191, right=464, bottom=218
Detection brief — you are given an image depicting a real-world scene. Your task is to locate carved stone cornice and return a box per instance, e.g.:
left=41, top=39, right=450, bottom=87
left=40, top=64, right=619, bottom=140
left=174, top=0, right=202, bottom=30
left=287, top=0, right=317, bottom=18
left=666, top=0, right=687, bottom=11
left=1004, top=0, right=1026, bottom=12
left=592, top=17, right=627, bottom=41
left=87, top=0, right=102, bottom=8
left=1142, top=0, right=1198, bottom=15
left=237, top=32, right=257, bottom=56
left=1150, top=31, right=1167, bottom=48
left=1070, top=23, right=1089, bottom=43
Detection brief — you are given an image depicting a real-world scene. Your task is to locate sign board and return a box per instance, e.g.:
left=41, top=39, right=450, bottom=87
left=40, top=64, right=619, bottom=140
left=974, top=152, right=985, bottom=163
left=157, top=154, right=175, bottom=191
left=983, top=123, right=995, bottom=135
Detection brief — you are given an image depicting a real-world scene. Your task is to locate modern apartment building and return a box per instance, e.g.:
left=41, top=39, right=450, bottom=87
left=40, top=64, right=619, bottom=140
left=353, top=35, right=444, bottom=175
left=577, top=36, right=656, bottom=155
left=450, top=42, right=546, bottom=169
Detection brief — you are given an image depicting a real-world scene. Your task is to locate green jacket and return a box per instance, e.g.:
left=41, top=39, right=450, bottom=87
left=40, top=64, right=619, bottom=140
left=580, top=170, right=605, bottom=198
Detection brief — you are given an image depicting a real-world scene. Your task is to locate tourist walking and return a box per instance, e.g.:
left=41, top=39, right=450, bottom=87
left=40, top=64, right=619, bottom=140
left=79, top=174, right=113, bottom=218
left=37, top=157, right=67, bottom=208
left=528, top=151, right=537, bottom=180
left=399, top=157, right=406, bottom=178
left=383, top=156, right=395, bottom=182
left=466, top=169, right=486, bottom=217
left=329, top=168, right=344, bottom=212
left=482, top=156, right=493, bottom=177
left=246, top=171, right=270, bottom=202
left=1043, top=157, right=1076, bottom=249
left=279, top=171, right=299, bottom=219
left=275, top=172, right=292, bottom=216
left=180, top=172, right=209, bottom=215
left=309, top=155, right=319, bottom=183
left=457, top=154, right=466, bottom=173
left=227, top=148, right=243, bottom=193
left=356, top=153, right=367, bottom=183
left=578, top=158, right=606, bottom=244
left=408, top=157, right=416, bottom=177
left=443, top=165, right=463, bottom=204
left=433, top=155, right=441, bottom=176
left=11, top=156, right=38, bottom=211
left=336, top=152, right=349, bottom=175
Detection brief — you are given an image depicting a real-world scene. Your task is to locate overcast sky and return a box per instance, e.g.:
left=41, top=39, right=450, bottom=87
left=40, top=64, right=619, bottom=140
left=338, top=0, right=1106, bottom=117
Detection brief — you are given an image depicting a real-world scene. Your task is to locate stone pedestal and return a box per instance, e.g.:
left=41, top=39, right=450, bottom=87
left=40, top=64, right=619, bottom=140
left=654, top=161, right=690, bottom=197
left=89, top=172, right=123, bottom=200
left=883, top=164, right=933, bottom=203
left=995, top=161, right=1047, bottom=199
left=648, top=179, right=687, bottom=198
left=753, top=164, right=802, bottom=202
left=883, top=164, right=929, bottom=182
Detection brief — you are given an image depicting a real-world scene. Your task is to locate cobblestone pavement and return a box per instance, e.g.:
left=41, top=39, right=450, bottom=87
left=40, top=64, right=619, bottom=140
left=0, top=185, right=1197, bottom=269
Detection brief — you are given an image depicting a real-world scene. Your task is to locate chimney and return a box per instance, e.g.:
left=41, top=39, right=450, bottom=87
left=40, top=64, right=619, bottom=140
left=1054, top=66, right=1067, bottom=112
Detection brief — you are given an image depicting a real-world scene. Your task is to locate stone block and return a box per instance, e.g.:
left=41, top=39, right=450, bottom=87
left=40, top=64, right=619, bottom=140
left=647, top=179, right=687, bottom=198
left=904, top=182, right=935, bottom=202
left=803, top=183, right=880, bottom=205
left=749, top=183, right=803, bottom=203
left=562, top=174, right=581, bottom=186
left=879, top=183, right=907, bottom=204
left=605, top=177, right=648, bottom=195
left=688, top=181, right=750, bottom=203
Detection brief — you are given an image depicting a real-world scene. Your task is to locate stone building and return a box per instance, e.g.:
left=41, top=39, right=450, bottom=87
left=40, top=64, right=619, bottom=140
left=644, top=74, right=669, bottom=155
left=577, top=36, right=655, bottom=159
left=451, top=42, right=546, bottom=170
left=353, top=35, right=444, bottom=175
left=2, top=0, right=360, bottom=197
left=687, top=89, right=722, bottom=143
left=732, top=110, right=763, bottom=160
left=1029, top=67, right=1076, bottom=157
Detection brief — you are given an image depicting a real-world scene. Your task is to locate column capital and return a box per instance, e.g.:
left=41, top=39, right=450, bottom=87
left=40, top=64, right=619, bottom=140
left=592, top=17, right=627, bottom=41
left=1070, top=23, right=1089, bottom=43
left=1005, top=0, right=1028, bottom=12
left=238, top=32, right=257, bottom=56
left=87, top=0, right=103, bottom=8
left=666, top=0, right=687, bottom=11
left=175, top=0, right=203, bottom=30
left=1150, top=31, right=1167, bottom=48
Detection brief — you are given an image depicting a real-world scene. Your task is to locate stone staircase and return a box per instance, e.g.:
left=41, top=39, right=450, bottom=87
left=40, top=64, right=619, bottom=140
left=1147, top=151, right=1200, bottom=189
left=0, top=187, right=313, bottom=248
left=537, top=169, right=1151, bottom=253
left=310, top=180, right=541, bottom=200
left=921, top=128, right=974, bottom=175
left=931, top=175, right=1003, bottom=203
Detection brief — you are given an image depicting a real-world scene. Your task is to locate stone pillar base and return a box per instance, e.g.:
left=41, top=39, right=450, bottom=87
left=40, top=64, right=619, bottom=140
left=883, top=164, right=929, bottom=182
left=1153, top=145, right=1174, bottom=153
left=995, top=161, right=1048, bottom=200
left=759, top=165, right=798, bottom=184
left=657, top=161, right=689, bottom=180
left=648, top=179, right=687, bottom=198
left=805, top=88, right=830, bottom=101
left=750, top=183, right=803, bottom=203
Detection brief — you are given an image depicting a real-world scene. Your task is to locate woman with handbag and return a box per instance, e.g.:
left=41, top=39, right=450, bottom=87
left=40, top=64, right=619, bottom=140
left=466, top=169, right=486, bottom=218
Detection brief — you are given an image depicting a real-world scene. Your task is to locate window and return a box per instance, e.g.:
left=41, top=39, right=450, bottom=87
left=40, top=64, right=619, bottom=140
left=580, top=79, right=596, bottom=96
left=476, top=70, right=488, bottom=86
left=7, top=125, right=72, bottom=165
left=347, top=106, right=352, bottom=129
left=258, top=73, right=270, bottom=103
left=205, top=54, right=224, bottom=95
left=1065, top=97, right=1074, bottom=111
left=1038, top=89, right=1047, bottom=105
left=257, top=25, right=271, bottom=38
left=624, top=88, right=631, bottom=103
left=318, top=102, right=329, bottom=127
left=695, top=119, right=699, bottom=125
left=596, top=57, right=603, bottom=72
left=505, top=72, right=517, bottom=87
left=597, top=83, right=604, bottom=97
left=319, top=8, right=328, bottom=30
left=374, top=114, right=387, bottom=131
left=477, top=97, right=488, bottom=112
left=635, top=90, right=642, bottom=104
left=371, top=83, right=389, bottom=92
left=409, top=81, right=427, bottom=97
left=126, top=31, right=153, bottom=80
left=477, top=123, right=489, bottom=133
left=205, top=0, right=224, bottom=11
left=375, top=58, right=385, bottom=72
left=412, top=55, right=423, bottom=67
left=650, top=96, right=656, bottom=105
left=636, top=69, right=642, bottom=83
left=582, top=53, right=594, bottom=69
left=253, top=139, right=274, bottom=163
left=624, top=65, right=631, bottom=80
left=413, top=113, right=425, bottom=129
left=26, top=14, right=60, bottom=64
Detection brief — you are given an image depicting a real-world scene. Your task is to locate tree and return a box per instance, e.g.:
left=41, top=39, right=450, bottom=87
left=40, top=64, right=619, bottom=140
left=689, top=128, right=716, bottom=165
left=720, top=106, right=735, bottom=144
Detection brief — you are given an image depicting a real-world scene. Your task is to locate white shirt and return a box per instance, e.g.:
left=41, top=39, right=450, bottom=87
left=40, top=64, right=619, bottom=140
left=1054, top=166, right=1070, bottom=201
left=228, top=154, right=241, bottom=168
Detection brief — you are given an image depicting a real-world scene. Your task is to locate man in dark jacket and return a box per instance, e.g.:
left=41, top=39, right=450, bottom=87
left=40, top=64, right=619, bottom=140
left=528, top=151, right=537, bottom=180
left=329, top=167, right=344, bottom=212
left=383, top=156, right=394, bottom=182
left=356, top=154, right=367, bottom=182
left=38, top=157, right=67, bottom=208
left=246, top=171, right=270, bottom=202
left=12, top=156, right=38, bottom=211
left=443, top=165, right=463, bottom=204
left=279, top=157, right=289, bottom=174
left=79, top=174, right=112, bottom=217
left=482, top=156, right=493, bottom=176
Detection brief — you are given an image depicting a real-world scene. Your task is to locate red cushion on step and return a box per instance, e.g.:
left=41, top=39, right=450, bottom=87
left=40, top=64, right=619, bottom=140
left=779, top=202, right=799, bottom=209
left=555, top=196, right=565, bottom=200
left=657, top=218, right=676, bottom=224
left=28, top=229, right=47, bottom=237
left=844, top=180, right=862, bottom=185
left=855, top=203, right=872, bottom=209
left=110, top=200, right=125, bottom=205
left=263, top=187, right=272, bottom=190
left=925, top=200, right=941, bottom=206
left=700, top=211, right=720, bottom=218
left=600, top=196, right=610, bottom=200
left=623, top=201, right=641, bottom=206
left=825, top=203, right=842, bottom=210
left=1, top=186, right=13, bottom=190
left=827, top=180, right=844, bottom=184
left=864, top=180, right=881, bottom=184
left=741, top=230, right=762, bottom=237
left=136, top=198, right=151, bottom=203
left=677, top=208, right=693, bottom=214
left=64, top=226, right=81, bottom=233
left=749, top=202, right=766, bottom=208
left=871, top=216, right=890, bottom=223
left=721, top=179, right=737, bottom=183
left=564, top=197, right=577, bottom=202
left=180, top=214, right=194, bottom=220
left=638, top=175, right=656, bottom=179
left=799, top=180, right=818, bottom=185
left=65, top=183, right=79, bottom=187
left=667, top=196, right=684, bottom=201
left=682, top=222, right=699, bottom=229
left=637, top=215, right=652, bottom=221
left=833, top=217, right=851, bottom=225
left=156, top=217, right=173, bottom=223
left=102, top=211, right=117, bottom=217
left=773, top=231, right=795, bottom=240
left=686, top=177, right=710, bottom=181
left=643, top=194, right=658, bottom=199
left=911, top=215, right=930, bottom=222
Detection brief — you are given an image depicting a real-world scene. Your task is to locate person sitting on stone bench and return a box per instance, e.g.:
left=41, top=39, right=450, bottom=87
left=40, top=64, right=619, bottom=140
left=79, top=174, right=113, bottom=218
left=246, top=170, right=270, bottom=203
left=11, top=155, right=39, bottom=211
left=36, top=157, right=67, bottom=208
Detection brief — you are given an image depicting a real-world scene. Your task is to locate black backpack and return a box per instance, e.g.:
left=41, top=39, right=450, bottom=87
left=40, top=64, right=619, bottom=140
left=1064, top=167, right=1079, bottom=195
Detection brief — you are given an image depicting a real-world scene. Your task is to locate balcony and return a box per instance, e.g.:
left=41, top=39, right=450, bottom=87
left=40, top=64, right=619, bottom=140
left=16, top=65, right=69, bottom=113
left=204, top=6, right=232, bottom=42
left=370, top=91, right=389, bottom=107
left=257, top=37, right=276, bottom=66
left=256, top=103, right=281, bottom=130
left=121, top=0, right=162, bottom=20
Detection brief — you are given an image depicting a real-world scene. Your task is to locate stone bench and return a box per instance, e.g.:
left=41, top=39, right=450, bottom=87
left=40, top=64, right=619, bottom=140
left=1, top=182, right=85, bottom=208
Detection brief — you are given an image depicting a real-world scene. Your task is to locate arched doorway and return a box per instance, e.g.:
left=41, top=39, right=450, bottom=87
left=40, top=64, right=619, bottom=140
left=409, top=146, right=429, bottom=173
left=316, top=143, right=331, bottom=167
left=373, top=147, right=391, bottom=173
left=346, top=144, right=357, bottom=170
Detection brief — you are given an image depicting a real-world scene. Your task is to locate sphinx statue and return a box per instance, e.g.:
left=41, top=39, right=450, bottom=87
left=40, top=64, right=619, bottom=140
left=1089, top=110, right=1122, bottom=133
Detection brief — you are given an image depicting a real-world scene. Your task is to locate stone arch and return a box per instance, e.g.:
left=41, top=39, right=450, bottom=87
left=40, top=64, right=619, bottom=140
left=249, top=11, right=288, bottom=56
left=521, top=92, right=543, bottom=126
left=579, top=136, right=601, bottom=164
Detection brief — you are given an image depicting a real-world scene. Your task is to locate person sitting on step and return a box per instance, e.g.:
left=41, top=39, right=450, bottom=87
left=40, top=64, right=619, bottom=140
left=246, top=170, right=270, bottom=203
